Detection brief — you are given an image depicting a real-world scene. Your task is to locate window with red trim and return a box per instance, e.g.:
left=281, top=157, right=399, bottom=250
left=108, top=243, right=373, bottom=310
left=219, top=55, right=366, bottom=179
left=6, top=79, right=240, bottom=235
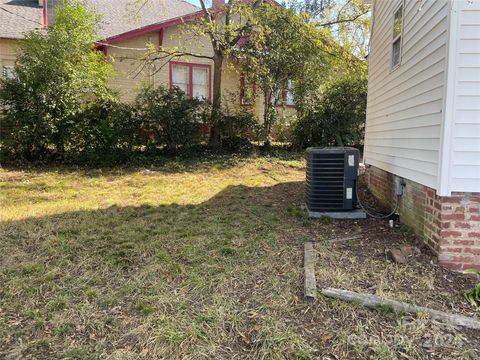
left=170, top=62, right=210, bottom=101
left=240, top=73, right=255, bottom=105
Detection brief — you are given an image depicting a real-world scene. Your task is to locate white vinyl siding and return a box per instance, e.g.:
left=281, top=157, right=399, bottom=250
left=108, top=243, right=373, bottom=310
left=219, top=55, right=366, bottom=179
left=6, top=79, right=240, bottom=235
left=365, top=0, right=449, bottom=189
left=441, top=0, right=480, bottom=193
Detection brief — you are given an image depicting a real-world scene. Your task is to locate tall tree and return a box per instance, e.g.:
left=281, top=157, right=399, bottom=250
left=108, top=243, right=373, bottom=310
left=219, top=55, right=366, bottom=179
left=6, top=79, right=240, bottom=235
left=285, top=0, right=371, bottom=58
left=132, top=0, right=368, bottom=147
left=135, top=0, right=263, bottom=148
left=237, top=4, right=335, bottom=146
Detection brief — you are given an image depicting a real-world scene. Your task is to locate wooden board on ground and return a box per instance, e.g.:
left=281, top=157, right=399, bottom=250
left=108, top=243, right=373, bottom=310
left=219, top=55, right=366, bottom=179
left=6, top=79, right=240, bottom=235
left=304, top=242, right=317, bottom=301
left=321, top=287, right=480, bottom=330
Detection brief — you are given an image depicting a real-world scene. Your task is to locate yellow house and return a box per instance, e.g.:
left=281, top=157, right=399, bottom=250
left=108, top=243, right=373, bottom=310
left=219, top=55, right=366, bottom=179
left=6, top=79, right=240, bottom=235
left=0, top=0, right=295, bottom=121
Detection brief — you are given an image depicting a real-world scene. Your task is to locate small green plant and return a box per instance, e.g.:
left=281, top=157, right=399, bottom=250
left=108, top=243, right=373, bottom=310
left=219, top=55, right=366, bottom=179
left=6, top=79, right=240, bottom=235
left=135, top=301, right=154, bottom=316
left=318, top=215, right=332, bottom=224
left=287, top=207, right=307, bottom=219
left=463, top=269, right=480, bottom=310
left=399, top=224, right=415, bottom=240
left=219, top=246, right=236, bottom=256
left=54, top=323, right=72, bottom=336
left=374, top=304, right=396, bottom=315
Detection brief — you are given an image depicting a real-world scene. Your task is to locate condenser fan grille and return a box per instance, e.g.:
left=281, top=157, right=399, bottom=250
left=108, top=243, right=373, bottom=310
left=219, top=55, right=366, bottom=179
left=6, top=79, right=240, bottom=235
left=305, top=147, right=359, bottom=212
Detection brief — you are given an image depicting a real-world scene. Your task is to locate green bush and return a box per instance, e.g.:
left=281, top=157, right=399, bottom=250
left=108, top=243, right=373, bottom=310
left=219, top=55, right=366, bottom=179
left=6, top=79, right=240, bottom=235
left=65, top=99, right=139, bottom=164
left=0, top=2, right=113, bottom=162
left=135, top=86, right=209, bottom=152
left=271, top=114, right=295, bottom=143
left=217, top=111, right=260, bottom=151
left=292, top=75, right=367, bottom=149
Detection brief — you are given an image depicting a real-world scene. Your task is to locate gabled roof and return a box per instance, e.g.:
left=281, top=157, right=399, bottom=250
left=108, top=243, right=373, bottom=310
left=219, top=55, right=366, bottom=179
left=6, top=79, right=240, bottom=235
left=102, top=0, right=271, bottom=44
left=88, top=0, right=199, bottom=39
left=0, top=0, right=199, bottom=40
left=0, top=0, right=43, bottom=39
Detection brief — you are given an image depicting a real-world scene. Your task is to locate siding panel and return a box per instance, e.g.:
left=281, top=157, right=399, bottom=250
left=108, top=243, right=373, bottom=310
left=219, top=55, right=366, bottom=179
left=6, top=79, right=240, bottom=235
left=365, top=0, right=449, bottom=190
left=448, top=0, right=480, bottom=192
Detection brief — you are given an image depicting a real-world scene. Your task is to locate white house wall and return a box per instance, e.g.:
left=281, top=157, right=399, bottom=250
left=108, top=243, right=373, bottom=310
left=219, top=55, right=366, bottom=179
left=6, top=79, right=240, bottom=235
left=440, top=0, right=480, bottom=194
left=365, top=0, right=450, bottom=190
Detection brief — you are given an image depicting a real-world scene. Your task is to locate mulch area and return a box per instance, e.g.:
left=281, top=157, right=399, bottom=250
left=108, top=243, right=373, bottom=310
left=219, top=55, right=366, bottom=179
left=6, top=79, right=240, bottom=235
left=282, top=179, right=480, bottom=359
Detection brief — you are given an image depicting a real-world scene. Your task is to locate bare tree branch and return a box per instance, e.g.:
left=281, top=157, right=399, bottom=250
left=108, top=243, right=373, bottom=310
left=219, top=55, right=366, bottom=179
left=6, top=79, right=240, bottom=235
left=315, top=9, right=369, bottom=28
left=152, top=49, right=214, bottom=61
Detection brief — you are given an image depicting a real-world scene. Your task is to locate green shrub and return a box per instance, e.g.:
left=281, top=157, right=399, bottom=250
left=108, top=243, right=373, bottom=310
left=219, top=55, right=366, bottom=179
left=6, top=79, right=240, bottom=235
left=0, top=2, right=113, bottom=162
left=135, top=86, right=209, bottom=152
left=66, top=98, right=139, bottom=164
left=271, top=118, right=294, bottom=144
left=292, top=75, right=367, bottom=149
left=217, top=111, right=260, bottom=151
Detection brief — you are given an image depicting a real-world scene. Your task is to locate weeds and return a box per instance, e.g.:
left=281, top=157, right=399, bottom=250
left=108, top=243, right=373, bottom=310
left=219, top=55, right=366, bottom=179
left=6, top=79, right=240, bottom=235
left=318, top=215, right=332, bottom=224
left=463, top=269, right=480, bottom=310
left=399, top=224, right=415, bottom=240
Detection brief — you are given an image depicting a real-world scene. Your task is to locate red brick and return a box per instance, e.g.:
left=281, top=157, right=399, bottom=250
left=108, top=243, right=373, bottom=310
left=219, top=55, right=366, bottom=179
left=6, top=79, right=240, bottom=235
left=438, top=261, right=464, bottom=271
left=387, top=249, right=407, bottom=264
left=443, top=255, right=475, bottom=262
left=443, top=214, right=465, bottom=221
left=454, top=222, right=471, bottom=229
left=442, top=196, right=464, bottom=204
left=440, top=230, right=462, bottom=238
left=462, top=263, right=480, bottom=271
left=453, top=240, right=475, bottom=246
left=367, top=166, right=479, bottom=271
left=464, top=248, right=480, bottom=255
left=442, top=247, right=463, bottom=253
left=471, top=195, right=480, bottom=202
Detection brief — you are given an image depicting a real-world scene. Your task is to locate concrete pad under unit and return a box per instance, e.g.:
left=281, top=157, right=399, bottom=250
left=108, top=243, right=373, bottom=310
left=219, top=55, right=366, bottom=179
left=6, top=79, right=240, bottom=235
left=308, top=209, right=367, bottom=219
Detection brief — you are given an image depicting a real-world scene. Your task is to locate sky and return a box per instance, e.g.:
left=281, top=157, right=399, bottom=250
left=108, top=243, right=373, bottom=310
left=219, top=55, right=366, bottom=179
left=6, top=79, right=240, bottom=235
left=185, top=0, right=202, bottom=6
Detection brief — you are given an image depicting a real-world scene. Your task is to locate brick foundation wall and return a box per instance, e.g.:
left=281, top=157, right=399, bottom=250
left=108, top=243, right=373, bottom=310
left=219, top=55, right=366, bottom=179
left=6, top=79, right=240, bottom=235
left=366, top=165, right=480, bottom=271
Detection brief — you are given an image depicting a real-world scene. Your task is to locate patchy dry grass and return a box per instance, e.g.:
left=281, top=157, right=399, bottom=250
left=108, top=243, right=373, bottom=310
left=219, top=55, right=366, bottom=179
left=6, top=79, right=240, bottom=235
left=0, top=155, right=479, bottom=359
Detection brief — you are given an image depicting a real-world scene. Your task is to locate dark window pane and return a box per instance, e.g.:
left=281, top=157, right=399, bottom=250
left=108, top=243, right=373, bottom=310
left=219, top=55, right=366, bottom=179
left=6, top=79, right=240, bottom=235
left=392, top=38, right=401, bottom=67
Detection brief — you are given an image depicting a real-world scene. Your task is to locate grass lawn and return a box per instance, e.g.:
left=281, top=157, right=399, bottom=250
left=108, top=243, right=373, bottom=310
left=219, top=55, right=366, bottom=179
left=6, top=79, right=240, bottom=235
left=1, top=154, right=479, bottom=359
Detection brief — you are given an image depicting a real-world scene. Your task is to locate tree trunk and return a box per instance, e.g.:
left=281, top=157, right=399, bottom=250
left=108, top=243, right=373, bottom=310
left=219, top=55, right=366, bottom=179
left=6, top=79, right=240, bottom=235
left=263, top=91, right=271, bottom=148
left=208, top=52, right=224, bottom=149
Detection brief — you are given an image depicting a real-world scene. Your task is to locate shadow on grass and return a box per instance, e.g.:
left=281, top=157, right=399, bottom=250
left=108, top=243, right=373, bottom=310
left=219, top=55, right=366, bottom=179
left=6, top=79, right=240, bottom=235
left=0, top=181, right=308, bottom=358
left=1, top=181, right=304, bottom=266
